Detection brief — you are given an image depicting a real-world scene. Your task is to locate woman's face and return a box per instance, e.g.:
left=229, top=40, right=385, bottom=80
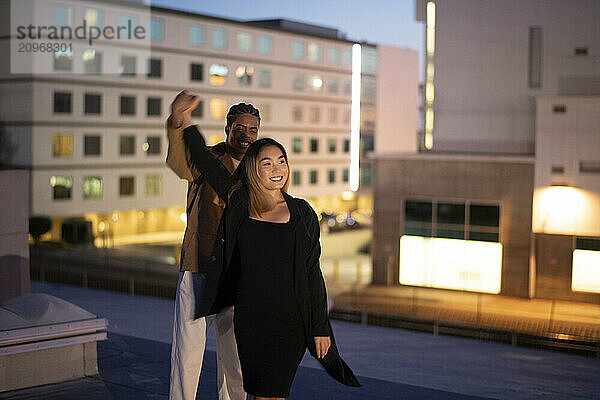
left=256, top=145, right=288, bottom=191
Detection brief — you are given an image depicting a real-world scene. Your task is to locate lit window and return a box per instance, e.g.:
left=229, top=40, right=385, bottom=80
left=328, top=139, right=336, bottom=153
left=258, top=104, right=271, bottom=122
left=293, top=74, right=304, bottom=91
left=53, top=91, right=71, bottom=114
left=212, top=28, right=227, bottom=49
left=84, top=135, right=101, bottom=156
left=209, top=64, right=228, bottom=86
left=82, top=176, right=102, bottom=199
left=149, top=18, right=164, bottom=41
left=328, top=78, right=339, bottom=93
left=83, top=49, right=102, bottom=74
left=310, top=138, right=318, bottom=153
left=54, top=5, right=73, bottom=27
left=308, top=43, right=321, bottom=62
left=258, top=70, right=271, bottom=88
left=144, top=136, right=161, bottom=155
left=119, top=176, right=135, bottom=196
left=84, top=8, right=104, bottom=29
left=310, top=170, right=318, bottom=184
left=328, top=169, right=336, bottom=183
left=54, top=49, right=73, bottom=71
left=293, top=137, right=302, bottom=153
left=120, top=95, right=136, bottom=115
left=572, top=238, right=600, bottom=293
left=120, top=55, right=136, bottom=76
left=292, top=106, right=303, bottom=122
left=190, top=25, right=205, bottom=46
left=293, top=41, right=305, bottom=59
left=53, top=134, right=72, bottom=157
left=328, top=47, right=339, bottom=64
left=310, top=75, right=323, bottom=92
left=259, top=35, right=272, bottom=55
left=120, top=136, right=135, bottom=155
left=292, top=170, right=301, bottom=185
left=237, top=32, right=252, bottom=52
left=235, top=65, right=254, bottom=86
left=145, top=174, right=162, bottom=196
left=310, top=107, right=320, bottom=123
left=343, top=49, right=352, bottom=65
left=50, top=176, right=73, bottom=200
left=210, top=99, right=227, bottom=120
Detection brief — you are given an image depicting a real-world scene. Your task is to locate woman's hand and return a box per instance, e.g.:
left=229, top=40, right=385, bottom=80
left=314, top=336, right=331, bottom=358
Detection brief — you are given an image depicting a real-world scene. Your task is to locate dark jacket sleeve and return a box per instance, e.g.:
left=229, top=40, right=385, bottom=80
left=182, top=125, right=235, bottom=201
left=302, top=200, right=329, bottom=337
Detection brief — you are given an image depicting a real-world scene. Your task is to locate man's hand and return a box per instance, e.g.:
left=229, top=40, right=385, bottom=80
left=314, top=336, right=331, bottom=358
left=170, top=90, right=200, bottom=129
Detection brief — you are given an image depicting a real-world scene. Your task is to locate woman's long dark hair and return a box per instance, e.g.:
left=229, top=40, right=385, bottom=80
left=232, top=138, right=290, bottom=217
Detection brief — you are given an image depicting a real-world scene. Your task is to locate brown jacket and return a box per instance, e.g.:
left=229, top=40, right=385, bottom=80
left=165, top=116, right=238, bottom=272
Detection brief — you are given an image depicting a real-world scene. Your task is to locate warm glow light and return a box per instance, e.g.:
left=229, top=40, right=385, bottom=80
left=572, top=249, right=600, bottom=293
left=532, top=186, right=588, bottom=235
left=341, top=191, right=354, bottom=201
left=400, top=235, right=502, bottom=294
left=424, top=108, right=434, bottom=149
left=179, top=213, right=187, bottom=223
left=426, top=2, right=436, bottom=55
left=425, top=82, right=434, bottom=104
left=350, top=43, right=361, bottom=192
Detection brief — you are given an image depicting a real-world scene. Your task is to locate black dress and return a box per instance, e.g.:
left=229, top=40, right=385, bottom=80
left=234, top=216, right=306, bottom=398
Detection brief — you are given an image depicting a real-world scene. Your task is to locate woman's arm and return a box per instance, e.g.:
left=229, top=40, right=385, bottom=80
left=183, top=124, right=235, bottom=202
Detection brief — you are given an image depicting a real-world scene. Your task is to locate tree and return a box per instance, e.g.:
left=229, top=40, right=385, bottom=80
left=29, top=216, right=52, bottom=245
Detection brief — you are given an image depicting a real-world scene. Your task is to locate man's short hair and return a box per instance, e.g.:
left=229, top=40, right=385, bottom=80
left=226, top=103, right=261, bottom=126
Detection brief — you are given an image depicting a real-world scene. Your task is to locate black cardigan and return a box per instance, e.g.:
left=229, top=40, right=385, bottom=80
left=183, top=125, right=361, bottom=388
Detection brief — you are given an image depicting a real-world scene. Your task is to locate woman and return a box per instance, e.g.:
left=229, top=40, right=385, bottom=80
left=182, top=123, right=360, bottom=399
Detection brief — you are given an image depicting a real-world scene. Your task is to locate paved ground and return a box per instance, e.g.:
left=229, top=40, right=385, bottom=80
left=2, top=282, right=599, bottom=399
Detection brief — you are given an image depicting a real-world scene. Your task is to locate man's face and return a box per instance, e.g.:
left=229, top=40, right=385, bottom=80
left=226, top=114, right=259, bottom=158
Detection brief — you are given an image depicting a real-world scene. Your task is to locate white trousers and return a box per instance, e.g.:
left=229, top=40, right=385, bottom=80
left=169, top=271, right=245, bottom=400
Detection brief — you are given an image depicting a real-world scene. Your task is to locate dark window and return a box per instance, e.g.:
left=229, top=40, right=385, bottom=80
left=551, top=165, right=565, bottom=174
left=404, top=200, right=433, bottom=237
left=328, top=169, right=335, bottom=183
left=120, top=135, right=135, bottom=155
left=310, top=138, right=318, bottom=153
left=342, top=169, right=349, bottom=182
left=553, top=104, right=566, bottom=113
left=84, top=135, right=101, bottom=156
left=292, top=170, right=301, bottom=185
left=293, top=138, right=302, bottom=153
left=528, top=26, right=543, bottom=88
left=309, top=170, right=318, bottom=184
left=147, top=97, right=162, bottom=116
left=190, top=63, right=203, bottom=81
left=576, top=237, right=600, bottom=251
left=191, top=100, right=204, bottom=118
left=119, top=176, right=135, bottom=196
left=148, top=58, right=162, bottom=78
left=469, top=205, right=500, bottom=227
left=580, top=161, right=600, bottom=174
left=362, top=134, right=374, bottom=153
left=53, top=91, right=72, bottom=113
left=574, top=47, right=588, bottom=56
left=360, top=163, right=372, bottom=186
left=343, top=139, right=350, bottom=153
left=437, top=202, right=465, bottom=239
left=84, top=93, right=101, bottom=115
left=145, top=136, right=161, bottom=155
left=120, top=95, right=136, bottom=115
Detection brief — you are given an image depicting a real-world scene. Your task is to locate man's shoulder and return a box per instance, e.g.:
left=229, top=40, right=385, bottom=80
left=209, top=142, right=228, bottom=157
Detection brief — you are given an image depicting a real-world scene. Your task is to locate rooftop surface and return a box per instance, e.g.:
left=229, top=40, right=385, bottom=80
left=2, top=281, right=599, bottom=399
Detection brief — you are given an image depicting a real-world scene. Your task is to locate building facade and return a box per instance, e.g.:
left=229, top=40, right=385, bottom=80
left=371, top=0, right=600, bottom=303
left=1, top=0, right=406, bottom=243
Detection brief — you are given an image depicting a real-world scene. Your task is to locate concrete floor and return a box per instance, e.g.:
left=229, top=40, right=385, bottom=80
left=1, top=281, right=598, bottom=399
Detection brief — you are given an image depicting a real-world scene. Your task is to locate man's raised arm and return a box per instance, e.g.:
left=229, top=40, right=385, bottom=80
left=166, top=91, right=201, bottom=182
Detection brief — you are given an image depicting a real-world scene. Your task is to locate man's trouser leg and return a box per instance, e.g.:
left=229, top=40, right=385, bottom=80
left=214, top=306, right=245, bottom=400
left=169, top=271, right=207, bottom=400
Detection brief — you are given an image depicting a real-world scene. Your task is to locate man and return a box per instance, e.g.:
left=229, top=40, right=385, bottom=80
left=166, top=90, right=260, bottom=400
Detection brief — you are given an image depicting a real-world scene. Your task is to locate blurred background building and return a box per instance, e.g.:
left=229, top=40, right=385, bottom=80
left=0, top=0, right=417, bottom=245
left=372, top=0, right=600, bottom=302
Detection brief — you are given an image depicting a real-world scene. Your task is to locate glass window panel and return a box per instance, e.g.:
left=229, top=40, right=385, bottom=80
left=361, top=163, right=372, bottom=186
left=405, top=201, right=433, bottom=223
left=293, top=74, right=304, bottom=91
left=212, top=28, right=227, bottom=49
left=235, top=65, right=254, bottom=86
left=51, top=176, right=73, bottom=200
left=293, top=138, right=302, bottom=153
left=469, top=231, right=499, bottom=243
left=237, top=32, right=252, bottom=52
left=83, top=49, right=102, bottom=74
left=84, top=8, right=104, bottom=29
left=120, top=95, right=136, bottom=115
left=361, top=47, right=378, bottom=75
left=53, top=92, right=71, bottom=113
left=148, top=58, right=162, bottom=78
left=292, top=106, right=302, bottom=122
left=54, top=5, right=73, bottom=27
left=576, top=237, right=600, bottom=251
left=120, top=55, right=136, bottom=76
left=84, top=135, right=101, bottom=156
left=293, top=41, right=304, bottom=59
left=190, top=63, right=203, bottom=81
left=84, top=94, right=101, bottom=115
left=54, top=49, right=73, bottom=71
left=292, top=170, right=301, bottom=185
left=119, top=15, right=138, bottom=31
left=329, top=107, right=338, bottom=123
left=344, top=80, right=352, bottom=95
left=342, top=169, right=349, bottom=182
left=147, top=97, right=161, bottom=116
left=437, top=228, right=465, bottom=240
left=145, top=136, right=161, bottom=155
left=82, top=176, right=102, bottom=199
left=343, top=49, right=352, bottom=65
left=328, top=78, right=339, bottom=93
left=145, top=174, right=162, bottom=196
left=149, top=18, right=164, bottom=41
left=190, top=25, right=205, bottom=46
left=343, top=139, right=350, bottom=152
left=469, top=205, right=500, bottom=227
left=437, top=203, right=465, bottom=224
left=308, top=43, right=321, bottom=62
left=52, top=134, right=72, bottom=158
left=404, top=225, right=432, bottom=237
left=328, top=47, right=339, bottom=64
left=259, top=36, right=272, bottom=55
left=310, top=138, right=318, bottom=152
left=310, top=107, right=320, bottom=123
left=328, top=139, right=336, bottom=153
left=209, top=64, right=228, bottom=86
left=310, top=170, right=318, bottom=184
left=258, top=70, right=271, bottom=88
left=120, top=136, right=135, bottom=155
left=328, top=169, right=336, bottom=183
left=210, top=99, right=227, bottom=120
left=119, top=176, right=135, bottom=196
